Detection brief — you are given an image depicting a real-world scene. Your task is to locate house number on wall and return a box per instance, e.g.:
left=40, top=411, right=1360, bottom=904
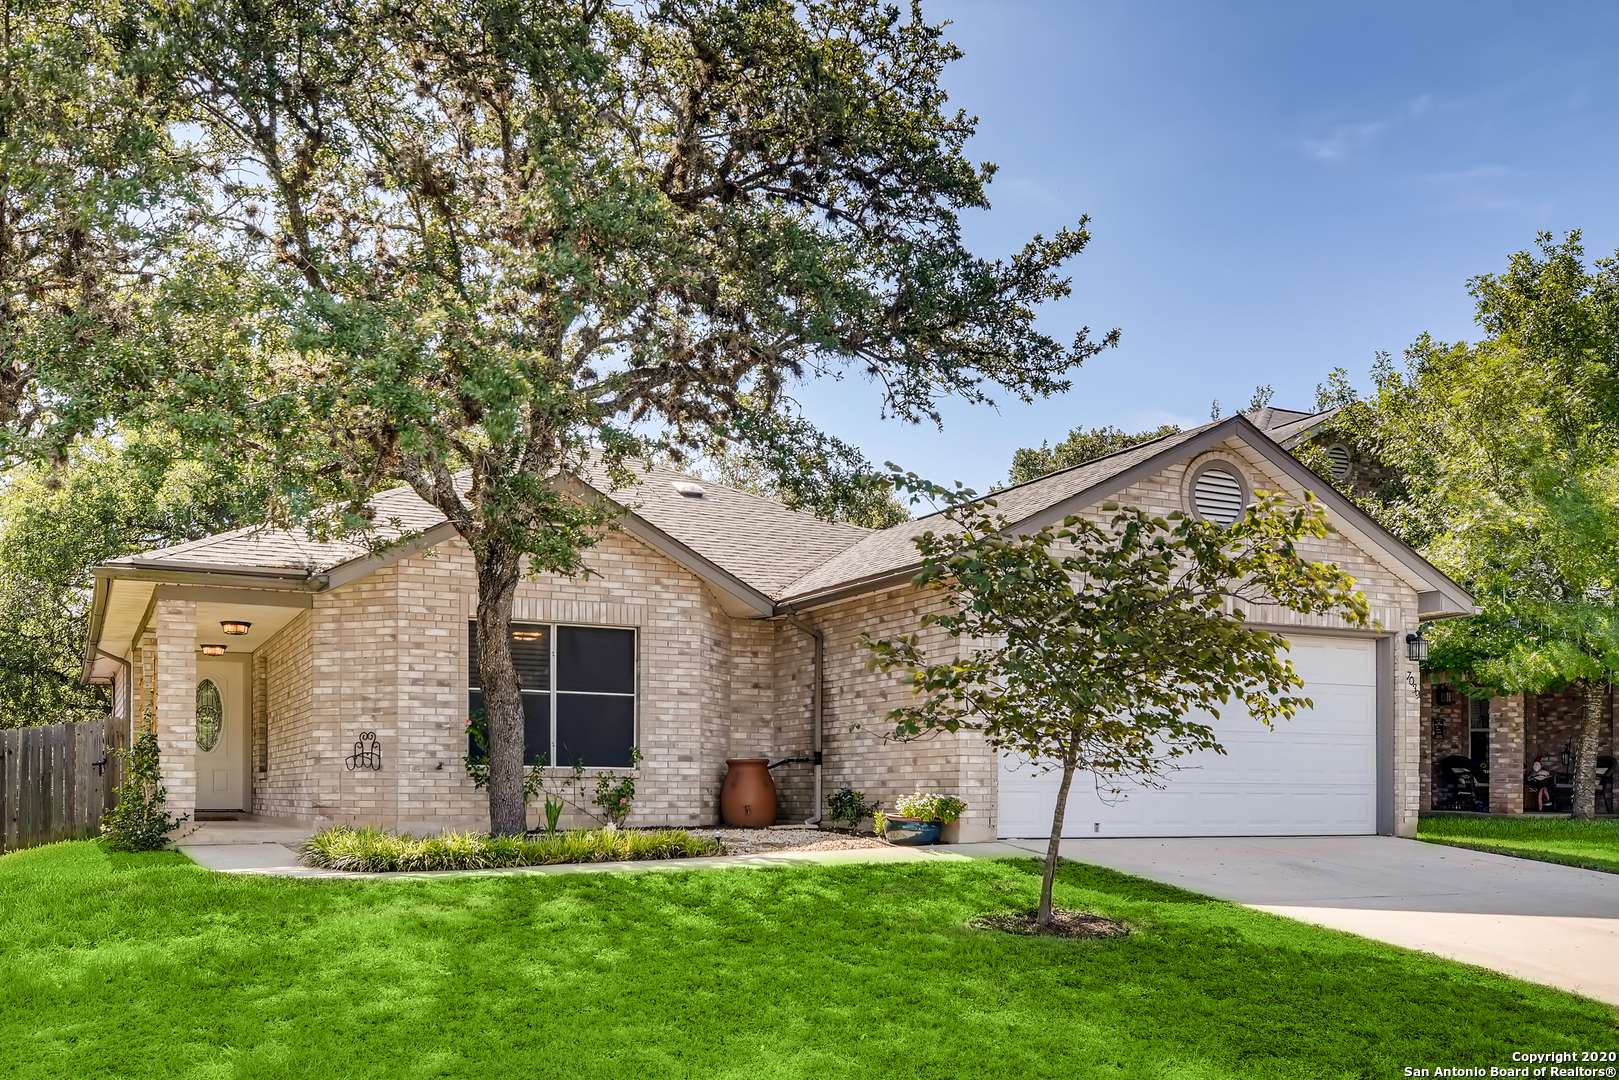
left=346, top=731, right=383, bottom=772
left=1405, top=670, right=1419, bottom=695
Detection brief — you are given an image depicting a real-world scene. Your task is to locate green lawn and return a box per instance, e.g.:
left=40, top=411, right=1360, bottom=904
left=1, top=843, right=1613, bottom=1079
left=1418, top=812, right=1619, bottom=873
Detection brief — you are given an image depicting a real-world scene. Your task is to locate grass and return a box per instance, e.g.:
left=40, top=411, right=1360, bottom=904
left=1418, top=812, right=1619, bottom=873
left=300, top=825, right=721, bottom=872
left=1, top=843, right=1613, bottom=1080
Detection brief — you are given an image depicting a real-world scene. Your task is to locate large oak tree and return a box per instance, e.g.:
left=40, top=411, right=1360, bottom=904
left=1349, top=233, right=1619, bottom=818
left=136, top=0, right=1117, bottom=834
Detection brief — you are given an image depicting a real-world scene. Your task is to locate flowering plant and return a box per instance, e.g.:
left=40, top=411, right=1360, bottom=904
left=891, top=791, right=966, bottom=824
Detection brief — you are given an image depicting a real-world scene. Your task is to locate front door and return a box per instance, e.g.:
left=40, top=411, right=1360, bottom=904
left=195, top=657, right=248, bottom=811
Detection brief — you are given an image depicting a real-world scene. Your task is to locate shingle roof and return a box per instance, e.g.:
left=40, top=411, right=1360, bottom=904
left=110, top=461, right=871, bottom=600
left=577, top=459, right=871, bottom=597
left=1254, top=406, right=1342, bottom=448
left=775, top=424, right=1216, bottom=602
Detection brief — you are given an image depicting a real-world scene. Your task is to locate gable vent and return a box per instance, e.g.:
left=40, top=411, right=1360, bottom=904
left=671, top=479, right=706, bottom=498
left=1325, top=443, right=1353, bottom=482
left=1191, top=465, right=1245, bottom=525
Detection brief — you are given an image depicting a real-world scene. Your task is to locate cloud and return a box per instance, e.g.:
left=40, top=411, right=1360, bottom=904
left=1407, top=93, right=1434, bottom=117
left=1301, top=120, right=1387, bottom=162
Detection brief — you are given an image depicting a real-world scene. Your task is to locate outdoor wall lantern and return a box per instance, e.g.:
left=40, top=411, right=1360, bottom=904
left=200, top=643, right=227, bottom=656
left=1405, top=628, right=1428, bottom=663
left=1433, top=682, right=1455, bottom=708
left=220, top=620, right=252, bottom=636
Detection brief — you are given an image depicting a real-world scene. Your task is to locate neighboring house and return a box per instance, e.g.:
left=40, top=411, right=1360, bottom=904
left=1252, top=406, right=1618, bottom=816
left=82, top=414, right=1471, bottom=841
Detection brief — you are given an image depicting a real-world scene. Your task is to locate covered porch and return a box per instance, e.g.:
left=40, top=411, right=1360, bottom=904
left=1422, top=675, right=1617, bottom=815
left=86, top=577, right=315, bottom=824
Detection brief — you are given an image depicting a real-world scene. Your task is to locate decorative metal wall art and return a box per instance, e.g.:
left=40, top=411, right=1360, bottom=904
left=346, top=731, right=383, bottom=771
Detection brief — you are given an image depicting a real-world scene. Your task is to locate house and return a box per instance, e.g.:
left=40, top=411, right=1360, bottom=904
left=81, top=413, right=1472, bottom=841
left=1253, top=406, right=1618, bottom=815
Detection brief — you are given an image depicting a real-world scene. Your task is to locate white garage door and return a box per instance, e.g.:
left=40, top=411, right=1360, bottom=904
left=997, top=635, right=1379, bottom=838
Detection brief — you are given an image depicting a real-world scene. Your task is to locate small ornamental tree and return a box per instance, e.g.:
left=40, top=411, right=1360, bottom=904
left=864, top=476, right=1368, bottom=931
left=102, top=716, right=188, bottom=852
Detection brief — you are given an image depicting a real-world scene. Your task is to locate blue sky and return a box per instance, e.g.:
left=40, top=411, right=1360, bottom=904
left=790, top=1, right=1619, bottom=493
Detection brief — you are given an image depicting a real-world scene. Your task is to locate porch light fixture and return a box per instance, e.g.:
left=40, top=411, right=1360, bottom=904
left=200, top=643, right=227, bottom=656
left=220, top=620, right=252, bottom=636
left=1405, top=629, right=1428, bottom=663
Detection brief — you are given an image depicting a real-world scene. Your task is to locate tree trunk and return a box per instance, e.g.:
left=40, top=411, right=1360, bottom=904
left=474, top=544, right=527, bottom=837
left=1037, top=756, right=1078, bottom=931
left=1571, top=679, right=1606, bottom=821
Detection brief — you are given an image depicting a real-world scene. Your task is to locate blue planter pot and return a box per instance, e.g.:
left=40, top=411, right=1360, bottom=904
left=883, top=817, right=940, bottom=846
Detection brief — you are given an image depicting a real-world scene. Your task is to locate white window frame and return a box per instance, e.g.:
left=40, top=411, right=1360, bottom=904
left=469, top=621, right=640, bottom=770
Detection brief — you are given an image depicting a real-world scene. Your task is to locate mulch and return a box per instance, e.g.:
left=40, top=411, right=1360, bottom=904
left=968, top=909, right=1131, bottom=939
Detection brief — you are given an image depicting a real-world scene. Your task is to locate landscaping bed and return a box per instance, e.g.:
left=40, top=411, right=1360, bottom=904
left=300, top=825, right=721, bottom=872
left=2, top=840, right=1613, bottom=1079
left=1417, top=813, right=1619, bottom=874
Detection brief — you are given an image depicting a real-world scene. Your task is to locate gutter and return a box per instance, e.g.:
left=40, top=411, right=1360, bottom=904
left=782, top=612, right=825, bottom=826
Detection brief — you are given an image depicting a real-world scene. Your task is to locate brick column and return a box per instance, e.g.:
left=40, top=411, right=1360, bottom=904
left=154, top=598, right=198, bottom=825
left=1489, top=693, right=1525, bottom=815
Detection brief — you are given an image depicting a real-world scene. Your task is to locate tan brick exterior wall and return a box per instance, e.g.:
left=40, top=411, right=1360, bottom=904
left=780, top=585, right=991, bottom=835
left=153, top=599, right=197, bottom=822
left=254, top=611, right=316, bottom=820
left=129, top=430, right=1431, bottom=839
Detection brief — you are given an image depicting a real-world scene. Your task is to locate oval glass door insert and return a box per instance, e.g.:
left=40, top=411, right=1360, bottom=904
left=196, top=679, right=223, bottom=752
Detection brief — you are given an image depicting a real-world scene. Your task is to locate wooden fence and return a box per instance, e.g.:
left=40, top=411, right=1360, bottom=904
left=0, top=719, right=116, bottom=853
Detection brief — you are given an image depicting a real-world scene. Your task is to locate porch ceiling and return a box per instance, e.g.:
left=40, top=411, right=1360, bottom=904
left=188, top=600, right=304, bottom=654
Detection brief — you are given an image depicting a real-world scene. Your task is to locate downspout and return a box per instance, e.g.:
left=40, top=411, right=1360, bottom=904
left=95, top=648, right=133, bottom=779
left=783, top=613, right=824, bottom=825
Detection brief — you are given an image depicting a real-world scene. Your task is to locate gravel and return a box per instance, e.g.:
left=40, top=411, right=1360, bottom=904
left=706, top=826, right=886, bottom=856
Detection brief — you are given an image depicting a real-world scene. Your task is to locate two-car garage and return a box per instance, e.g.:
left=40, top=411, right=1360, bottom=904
left=996, top=634, right=1385, bottom=839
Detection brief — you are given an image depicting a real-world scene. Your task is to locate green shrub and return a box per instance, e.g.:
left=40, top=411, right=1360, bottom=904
left=100, top=722, right=187, bottom=852
left=826, top=786, right=877, bottom=830
left=892, top=791, right=966, bottom=824
left=300, top=825, right=722, bottom=873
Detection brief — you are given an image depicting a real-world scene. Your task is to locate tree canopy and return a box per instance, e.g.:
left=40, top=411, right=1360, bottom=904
left=1347, top=231, right=1619, bottom=816
left=109, top=0, right=1116, bottom=833
left=0, top=433, right=264, bottom=727
left=1007, top=423, right=1181, bottom=487
left=865, top=473, right=1367, bottom=929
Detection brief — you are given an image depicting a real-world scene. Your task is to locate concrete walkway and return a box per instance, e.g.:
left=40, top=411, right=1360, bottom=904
left=1005, top=835, right=1619, bottom=1006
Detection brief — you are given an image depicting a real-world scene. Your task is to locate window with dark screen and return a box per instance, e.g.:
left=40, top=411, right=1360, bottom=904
left=468, top=622, right=636, bottom=768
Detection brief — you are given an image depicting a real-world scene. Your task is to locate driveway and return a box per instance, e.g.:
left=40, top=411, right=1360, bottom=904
left=1003, top=835, right=1619, bottom=1006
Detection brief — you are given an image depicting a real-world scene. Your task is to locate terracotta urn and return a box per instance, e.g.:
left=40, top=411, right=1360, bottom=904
left=720, top=758, right=777, bottom=827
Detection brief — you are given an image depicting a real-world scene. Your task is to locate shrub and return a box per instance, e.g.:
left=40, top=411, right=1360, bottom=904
left=827, top=786, right=877, bottom=830
left=591, top=747, right=643, bottom=827
left=892, top=792, right=966, bottom=824
left=300, top=825, right=721, bottom=873
left=100, top=722, right=188, bottom=852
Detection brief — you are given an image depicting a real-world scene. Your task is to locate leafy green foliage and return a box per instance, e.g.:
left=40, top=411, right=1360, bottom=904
left=100, top=721, right=187, bottom=852
left=891, top=791, right=965, bottom=824
left=695, top=408, right=907, bottom=528
left=591, top=748, right=644, bottom=828
left=1345, top=231, right=1619, bottom=815
left=865, top=471, right=1367, bottom=926
left=825, top=785, right=877, bottom=829
left=1007, top=423, right=1182, bottom=487
left=0, top=433, right=263, bottom=728
left=131, top=0, right=1114, bottom=835
left=299, top=824, right=720, bottom=872
left=0, top=0, right=203, bottom=462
